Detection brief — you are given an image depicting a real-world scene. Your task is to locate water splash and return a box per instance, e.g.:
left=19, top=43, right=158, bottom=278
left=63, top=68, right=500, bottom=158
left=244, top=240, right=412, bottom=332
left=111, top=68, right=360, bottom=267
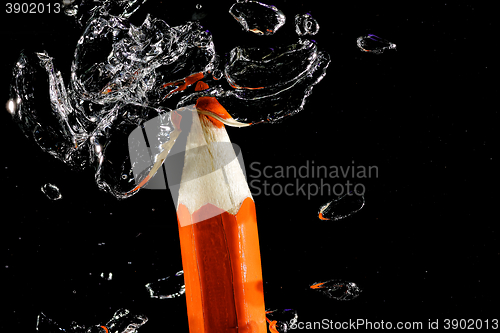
left=71, top=14, right=217, bottom=106
left=180, top=39, right=330, bottom=124
left=92, top=104, right=174, bottom=198
left=318, top=192, right=365, bottom=221
left=10, top=51, right=88, bottom=168
left=9, top=0, right=330, bottom=198
left=145, top=270, right=186, bottom=299
left=310, top=279, right=361, bottom=301
left=356, top=34, right=396, bottom=54
left=36, top=309, right=147, bottom=333
left=294, top=13, right=319, bottom=36
left=266, top=309, right=298, bottom=333
left=41, top=183, right=62, bottom=200
left=64, top=0, right=149, bottom=27
left=229, top=1, right=286, bottom=35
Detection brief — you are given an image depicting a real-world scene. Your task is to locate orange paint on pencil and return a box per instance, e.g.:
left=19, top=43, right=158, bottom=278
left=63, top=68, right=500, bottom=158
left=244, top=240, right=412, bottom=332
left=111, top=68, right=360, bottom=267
left=178, top=198, right=266, bottom=333
left=195, top=96, right=233, bottom=128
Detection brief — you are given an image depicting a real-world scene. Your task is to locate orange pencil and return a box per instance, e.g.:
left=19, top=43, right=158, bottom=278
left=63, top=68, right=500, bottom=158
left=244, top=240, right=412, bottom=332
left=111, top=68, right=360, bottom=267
left=175, top=100, right=266, bottom=332
left=129, top=95, right=267, bottom=332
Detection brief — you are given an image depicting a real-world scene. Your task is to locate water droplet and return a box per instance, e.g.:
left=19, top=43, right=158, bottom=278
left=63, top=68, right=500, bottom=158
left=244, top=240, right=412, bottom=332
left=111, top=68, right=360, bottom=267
left=310, top=279, right=362, bottom=301
left=41, top=183, right=62, bottom=200
left=356, top=34, right=396, bottom=54
left=318, top=192, right=364, bottom=221
left=212, top=69, right=223, bottom=80
left=229, top=1, right=286, bottom=35
left=145, top=270, right=186, bottom=299
left=294, top=13, right=319, bottom=36
left=64, top=7, right=78, bottom=17
left=192, top=4, right=207, bottom=20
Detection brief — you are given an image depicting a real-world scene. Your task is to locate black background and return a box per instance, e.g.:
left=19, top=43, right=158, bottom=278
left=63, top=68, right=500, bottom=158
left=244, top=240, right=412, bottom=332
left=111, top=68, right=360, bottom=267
left=1, top=1, right=497, bottom=332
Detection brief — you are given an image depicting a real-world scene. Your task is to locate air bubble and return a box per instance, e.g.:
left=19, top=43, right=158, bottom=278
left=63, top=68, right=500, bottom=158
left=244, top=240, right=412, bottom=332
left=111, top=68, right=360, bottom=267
left=318, top=192, right=365, bottom=221
left=356, top=34, right=396, bottom=54
left=41, top=183, right=62, bottom=200
left=229, top=1, right=286, bottom=35
left=294, top=13, right=319, bottom=36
